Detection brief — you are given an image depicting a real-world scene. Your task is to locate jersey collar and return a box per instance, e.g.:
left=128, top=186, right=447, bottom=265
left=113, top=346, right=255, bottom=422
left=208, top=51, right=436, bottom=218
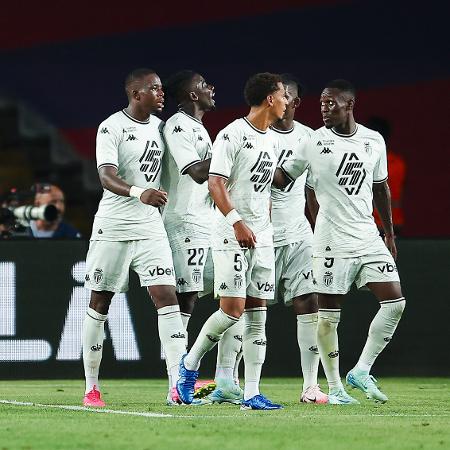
left=330, top=124, right=358, bottom=138
left=121, top=109, right=150, bottom=124
left=243, top=117, right=267, bottom=134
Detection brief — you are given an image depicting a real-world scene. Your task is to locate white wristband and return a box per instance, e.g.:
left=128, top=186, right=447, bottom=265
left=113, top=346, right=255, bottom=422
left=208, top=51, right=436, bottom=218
left=129, top=185, right=145, bottom=201
left=225, top=209, right=242, bottom=226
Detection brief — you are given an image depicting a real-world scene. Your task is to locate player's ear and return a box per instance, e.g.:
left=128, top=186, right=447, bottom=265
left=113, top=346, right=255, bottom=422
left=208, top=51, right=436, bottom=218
left=267, top=94, right=274, bottom=107
left=132, top=89, right=140, bottom=101
left=190, top=92, right=199, bottom=101
left=347, top=98, right=355, bottom=111
left=293, top=97, right=301, bottom=109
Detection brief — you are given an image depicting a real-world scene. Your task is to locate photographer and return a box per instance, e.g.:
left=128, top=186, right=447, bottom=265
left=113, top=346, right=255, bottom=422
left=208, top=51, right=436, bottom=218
left=29, top=183, right=81, bottom=239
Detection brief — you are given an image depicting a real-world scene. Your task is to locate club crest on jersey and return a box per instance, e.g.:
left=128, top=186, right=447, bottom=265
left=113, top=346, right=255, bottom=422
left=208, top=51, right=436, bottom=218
left=364, top=141, right=372, bottom=155
left=192, top=268, right=201, bottom=284
left=323, top=271, right=333, bottom=286
left=250, top=151, right=274, bottom=192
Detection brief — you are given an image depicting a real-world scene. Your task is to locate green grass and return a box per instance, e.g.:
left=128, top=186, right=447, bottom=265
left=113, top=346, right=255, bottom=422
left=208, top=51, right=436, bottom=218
left=0, top=378, right=448, bottom=450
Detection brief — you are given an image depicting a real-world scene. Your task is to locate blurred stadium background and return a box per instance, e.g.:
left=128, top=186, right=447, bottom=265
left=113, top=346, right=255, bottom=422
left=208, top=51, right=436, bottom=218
left=0, top=1, right=449, bottom=379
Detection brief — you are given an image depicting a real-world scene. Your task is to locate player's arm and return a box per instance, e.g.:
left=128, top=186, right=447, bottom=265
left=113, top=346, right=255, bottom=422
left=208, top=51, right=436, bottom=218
left=305, top=186, right=319, bottom=228
left=98, top=166, right=167, bottom=207
left=208, top=175, right=257, bottom=248
left=272, top=167, right=292, bottom=189
left=185, top=159, right=212, bottom=184
left=373, top=180, right=397, bottom=260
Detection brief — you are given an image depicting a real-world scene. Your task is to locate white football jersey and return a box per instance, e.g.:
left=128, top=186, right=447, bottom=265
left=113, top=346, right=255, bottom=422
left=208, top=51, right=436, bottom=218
left=209, top=117, right=277, bottom=250
left=161, top=111, right=213, bottom=243
left=271, top=120, right=313, bottom=247
left=91, top=109, right=167, bottom=241
left=283, top=124, right=388, bottom=257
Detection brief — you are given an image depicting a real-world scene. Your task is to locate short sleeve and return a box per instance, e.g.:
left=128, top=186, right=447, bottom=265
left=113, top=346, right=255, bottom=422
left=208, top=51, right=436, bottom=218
left=164, top=119, right=201, bottom=174
left=373, top=136, right=388, bottom=183
left=305, top=167, right=315, bottom=190
left=96, top=120, right=121, bottom=169
left=281, top=134, right=311, bottom=181
left=209, top=127, right=240, bottom=179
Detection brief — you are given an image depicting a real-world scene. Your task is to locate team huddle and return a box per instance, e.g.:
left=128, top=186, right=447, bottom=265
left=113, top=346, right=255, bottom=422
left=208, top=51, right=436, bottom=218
left=82, top=69, right=406, bottom=410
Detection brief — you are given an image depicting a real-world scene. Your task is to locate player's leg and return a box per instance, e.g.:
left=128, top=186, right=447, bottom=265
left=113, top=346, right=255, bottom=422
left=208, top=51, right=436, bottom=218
left=346, top=254, right=405, bottom=402
left=83, top=240, right=131, bottom=407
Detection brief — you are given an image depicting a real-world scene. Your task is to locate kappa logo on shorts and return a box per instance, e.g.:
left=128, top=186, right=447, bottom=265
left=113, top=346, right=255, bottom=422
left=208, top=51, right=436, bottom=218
left=253, top=339, right=267, bottom=346
left=234, top=335, right=243, bottom=342
left=234, top=274, right=243, bottom=289
left=177, top=278, right=187, bottom=286
left=206, top=334, right=220, bottom=343
left=257, top=282, right=274, bottom=292
left=90, top=344, right=102, bottom=352
left=377, top=263, right=398, bottom=273
left=93, top=269, right=103, bottom=284
left=323, top=271, right=333, bottom=286
left=219, top=282, right=228, bottom=290
left=309, top=346, right=319, bottom=354
left=170, top=332, right=186, bottom=339
left=192, top=269, right=201, bottom=284
left=149, top=266, right=174, bottom=277
left=328, top=350, right=339, bottom=358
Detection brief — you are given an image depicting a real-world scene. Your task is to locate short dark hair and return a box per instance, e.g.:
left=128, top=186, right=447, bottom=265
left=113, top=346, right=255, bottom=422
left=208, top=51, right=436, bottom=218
left=280, top=73, right=304, bottom=98
left=324, top=79, right=356, bottom=97
left=164, top=70, right=197, bottom=103
left=124, top=68, right=156, bottom=92
left=244, top=72, right=282, bottom=106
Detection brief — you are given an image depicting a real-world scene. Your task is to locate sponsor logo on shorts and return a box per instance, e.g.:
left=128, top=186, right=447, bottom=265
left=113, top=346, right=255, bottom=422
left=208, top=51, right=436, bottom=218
left=234, top=335, right=243, bottom=342
left=234, top=274, right=243, bottom=289
left=328, top=350, right=339, bottom=358
left=377, top=263, right=398, bottom=273
left=323, top=271, right=333, bottom=286
left=219, top=282, right=228, bottom=290
left=206, top=334, right=220, bottom=343
left=90, top=344, right=102, bottom=352
left=257, top=282, right=274, bottom=292
left=192, top=268, right=201, bottom=284
left=94, top=268, right=103, bottom=284
left=253, top=339, right=267, bottom=346
left=170, top=332, right=186, bottom=339
left=309, top=345, right=319, bottom=354
left=149, top=266, right=174, bottom=277
left=177, top=278, right=187, bottom=286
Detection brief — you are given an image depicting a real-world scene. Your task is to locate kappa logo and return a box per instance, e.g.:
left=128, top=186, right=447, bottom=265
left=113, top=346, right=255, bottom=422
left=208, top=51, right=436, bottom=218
left=149, top=266, right=174, bottom=277
left=126, top=134, right=137, bottom=141
left=257, top=282, right=274, bottom=292
left=207, top=334, right=220, bottom=343
left=384, top=337, right=392, bottom=342
left=170, top=332, right=186, bottom=339
left=93, top=268, right=103, bottom=284
left=253, top=339, right=267, bottom=346
left=243, top=142, right=254, bottom=149
left=234, top=335, right=243, bottom=342
left=222, top=134, right=230, bottom=141
left=309, top=345, right=319, bottom=354
left=198, top=136, right=203, bottom=141
left=320, top=147, right=332, bottom=154
left=328, top=350, right=339, bottom=358
left=234, top=274, right=243, bottom=289
left=90, top=344, right=102, bottom=352
left=172, top=126, right=183, bottom=133
left=192, top=268, right=201, bottom=284
left=219, top=282, right=228, bottom=290
left=177, top=278, right=188, bottom=286
left=323, top=271, right=333, bottom=286
left=100, top=127, right=109, bottom=134
left=377, top=263, right=398, bottom=273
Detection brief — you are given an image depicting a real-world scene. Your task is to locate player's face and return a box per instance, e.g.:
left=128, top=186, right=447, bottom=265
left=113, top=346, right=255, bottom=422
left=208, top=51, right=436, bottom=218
left=281, top=83, right=299, bottom=120
left=191, top=74, right=215, bottom=111
left=138, top=73, right=164, bottom=113
left=320, top=88, right=350, bottom=129
left=271, top=82, right=288, bottom=120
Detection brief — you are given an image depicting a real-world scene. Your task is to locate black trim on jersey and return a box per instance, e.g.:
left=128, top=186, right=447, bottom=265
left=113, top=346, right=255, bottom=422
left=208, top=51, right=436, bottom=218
left=209, top=171, right=229, bottom=180
left=87, top=312, right=107, bottom=322
left=243, top=117, right=267, bottom=134
left=121, top=109, right=150, bottom=124
left=97, top=163, right=118, bottom=170
left=270, top=125, right=294, bottom=134
left=280, top=166, right=295, bottom=183
left=178, top=109, right=203, bottom=125
left=380, top=297, right=405, bottom=304
left=180, top=159, right=202, bottom=175
left=305, top=182, right=315, bottom=190
left=330, top=125, right=358, bottom=138
left=373, top=176, right=388, bottom=184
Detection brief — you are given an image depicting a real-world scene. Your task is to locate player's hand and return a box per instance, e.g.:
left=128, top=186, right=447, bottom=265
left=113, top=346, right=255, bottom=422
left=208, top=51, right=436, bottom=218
left=140, top=188, right=168, bottom=207
left=384, top=234, right=397, bottom=260
left=233, top=221, right=257, bottom=249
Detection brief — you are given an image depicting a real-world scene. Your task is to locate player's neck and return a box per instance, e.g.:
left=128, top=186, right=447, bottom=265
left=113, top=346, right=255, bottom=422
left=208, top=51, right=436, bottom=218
left=246, top=108, right=272, bottom=132
left=179, top=103, right=204, bottom=123
left=272, top=117, right=294, bottom=132
left=124, top=105, right=151, bottom=123
left=332, top=116, right=357, bottom=135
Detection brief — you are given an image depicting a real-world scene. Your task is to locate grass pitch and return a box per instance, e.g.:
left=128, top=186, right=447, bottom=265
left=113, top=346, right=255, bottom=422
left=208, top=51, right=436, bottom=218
left=0, top=378, right=448, bottom=450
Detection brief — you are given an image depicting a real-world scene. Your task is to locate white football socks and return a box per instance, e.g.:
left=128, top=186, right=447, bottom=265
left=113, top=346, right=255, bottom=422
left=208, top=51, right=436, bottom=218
left=157, top=305, right=186, bottom=388
left=83, top=307, right=107, bottom=394
left=215, top=317, right=244, bottom=384
left=243, top=307, right=267, bottom=400
left=297, top=312, right=320, bottom=391
left=184, top=309, right=239, bottom=371
left=317, top=309, right=342, bottom=391
left=356, top=298, right=406, bottom=372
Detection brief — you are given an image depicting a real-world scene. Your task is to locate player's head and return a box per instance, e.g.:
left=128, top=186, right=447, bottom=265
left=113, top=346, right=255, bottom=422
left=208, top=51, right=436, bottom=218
left=33, top=183, right=65, bottom=221
left=280, top=73, right=303, bottom=121
left=125, top=68, right=164, bottom=113
left=244, top=72, right=287, bottom=120
left=165, top=70, right=215, bottom=111
left=320, top=79, right=356, bottom=129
